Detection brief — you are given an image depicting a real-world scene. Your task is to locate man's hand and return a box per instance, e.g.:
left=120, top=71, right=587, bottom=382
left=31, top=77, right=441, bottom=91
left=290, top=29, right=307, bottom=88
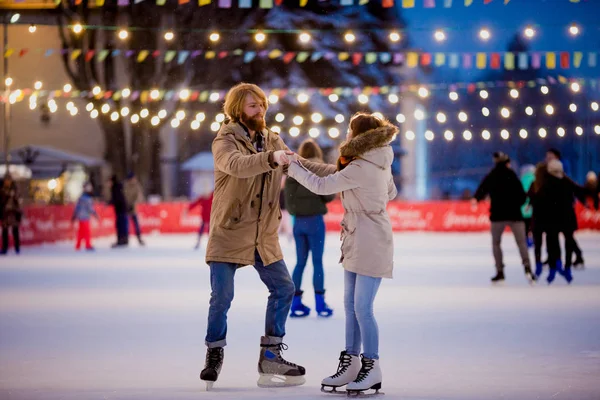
left=273, top=150, right=295, bottom=166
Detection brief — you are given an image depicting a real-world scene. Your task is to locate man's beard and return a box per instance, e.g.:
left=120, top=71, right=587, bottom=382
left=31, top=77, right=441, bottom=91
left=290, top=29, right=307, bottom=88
left=241, top=112, right=266, bottom=132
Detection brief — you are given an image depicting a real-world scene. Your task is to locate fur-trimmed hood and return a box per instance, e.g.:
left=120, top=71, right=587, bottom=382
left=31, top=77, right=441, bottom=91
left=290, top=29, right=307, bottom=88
left=337, top=125, right=397, bottom=170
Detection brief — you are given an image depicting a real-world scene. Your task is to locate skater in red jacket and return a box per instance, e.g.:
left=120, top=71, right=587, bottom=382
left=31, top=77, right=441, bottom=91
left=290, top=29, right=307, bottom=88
left=188, top=192, right=213, bottom=249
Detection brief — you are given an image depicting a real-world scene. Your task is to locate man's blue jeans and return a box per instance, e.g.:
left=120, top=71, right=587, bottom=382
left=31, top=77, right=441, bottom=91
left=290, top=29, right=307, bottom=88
left=205, top=250, right=295, bottom=348
left=344, top=270, right=382, bottom=360
left=292, top=215, right=326, bottom=293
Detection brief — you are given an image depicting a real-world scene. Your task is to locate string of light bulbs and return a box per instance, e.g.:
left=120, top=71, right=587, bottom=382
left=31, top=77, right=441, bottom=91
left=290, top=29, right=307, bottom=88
left=20, top=93, right=600, bottom=143
left=2, top=76, right=597, bottom=105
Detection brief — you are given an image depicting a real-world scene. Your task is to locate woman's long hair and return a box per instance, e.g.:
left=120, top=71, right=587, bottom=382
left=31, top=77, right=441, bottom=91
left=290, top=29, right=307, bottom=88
left=298, top=139, right=323, bottom=161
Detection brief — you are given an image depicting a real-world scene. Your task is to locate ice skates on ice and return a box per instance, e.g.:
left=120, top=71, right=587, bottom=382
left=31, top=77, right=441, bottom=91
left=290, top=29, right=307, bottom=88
left=257, top=336, right=306, bottom=388
left=321, top=350, right=361, bottom=394
left=345, top=355, right=384, bottom=397
left=524, top=267, right=536, bottom=285
left=199, top=347, right=224, bottom=390
left=490, top=270, right=505, bottom=284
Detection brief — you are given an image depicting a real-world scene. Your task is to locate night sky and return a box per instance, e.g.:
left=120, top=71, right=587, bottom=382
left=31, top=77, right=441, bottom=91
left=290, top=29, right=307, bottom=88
left=401, top=0, right=600, bottom=81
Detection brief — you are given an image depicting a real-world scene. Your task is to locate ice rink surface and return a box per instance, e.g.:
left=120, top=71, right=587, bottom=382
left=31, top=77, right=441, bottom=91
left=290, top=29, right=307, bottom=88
left=1, top=231, right=599, bottom=400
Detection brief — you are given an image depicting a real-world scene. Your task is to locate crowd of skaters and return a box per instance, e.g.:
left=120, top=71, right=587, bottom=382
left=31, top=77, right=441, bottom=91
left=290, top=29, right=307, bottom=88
left=474, top=148, right=599, bottom=285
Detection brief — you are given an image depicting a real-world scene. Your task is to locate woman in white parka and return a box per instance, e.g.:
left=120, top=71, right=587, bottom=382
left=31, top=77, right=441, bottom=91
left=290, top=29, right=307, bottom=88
left=287, top=112, right=397, bottom=395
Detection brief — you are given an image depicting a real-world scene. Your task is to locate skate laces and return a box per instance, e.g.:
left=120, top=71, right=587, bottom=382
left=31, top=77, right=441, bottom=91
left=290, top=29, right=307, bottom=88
left=206, top=348, right=223, bottom=369
left=263, top=343, right=297, bottom=367
left=331, top=352, right=352, bottom=378
left=354, top=356, right=375, bottom=383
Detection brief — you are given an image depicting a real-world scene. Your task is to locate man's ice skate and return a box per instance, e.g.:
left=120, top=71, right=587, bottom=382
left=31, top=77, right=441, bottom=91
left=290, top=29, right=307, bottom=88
left=257, top=336, right=306, bottom=388
left=199, top=347, right=224, bottom=391
left=524, top=267, right=536, bottom=285
left=346, top=356, right=384, bottom=397
left=321, top=351, right=361, bottom=394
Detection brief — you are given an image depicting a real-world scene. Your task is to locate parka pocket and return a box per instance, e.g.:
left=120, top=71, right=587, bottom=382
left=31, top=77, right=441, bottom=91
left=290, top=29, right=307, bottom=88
left=221, top=199, right=243, bottom=229
left=339, top=215, right=357, bottom=262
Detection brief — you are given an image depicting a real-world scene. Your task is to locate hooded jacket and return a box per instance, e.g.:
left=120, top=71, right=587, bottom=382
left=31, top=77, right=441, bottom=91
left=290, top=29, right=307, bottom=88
left=288, top=125, right=397, bottom=279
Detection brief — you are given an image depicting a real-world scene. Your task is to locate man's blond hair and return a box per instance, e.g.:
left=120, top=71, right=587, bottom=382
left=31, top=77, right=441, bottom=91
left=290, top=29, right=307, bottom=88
left=223, top=83, right=268, bottom=122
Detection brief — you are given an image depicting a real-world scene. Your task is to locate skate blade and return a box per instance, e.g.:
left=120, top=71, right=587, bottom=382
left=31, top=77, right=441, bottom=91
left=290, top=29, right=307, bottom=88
left=321, top=385, right=347, bottom=395
left=257, top=373, right=306, bottom=388
left=346, top=389, right=385, bottom=397
left=205, top=381, right=214, bottom=391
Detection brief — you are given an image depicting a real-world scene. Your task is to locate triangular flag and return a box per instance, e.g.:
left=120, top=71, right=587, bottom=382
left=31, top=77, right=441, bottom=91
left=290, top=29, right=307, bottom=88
left=382, top=0, right=393, bottom=6
left=434, top=53, right=445, bottom=66
left=531, top=53, right=541, bottom=69
left=352, top=53, right=363, bottom=65
left=239, top=0, right=251, bottom=7
left=338, top=52, right=350, bottom=61
left=545, top=52, right=556, bottom=69
left=443, top=0, right=451, bottom=6
left=45, top=49, right=54, bottom=57
left=259, top=0, right=273, bottom=7
left=560, top=52, right=570, bottom=69
left=448, top=53, right=459, bottom=68
left=4, top=48, right=14, bottom=58
left=85, top=50, right=95, bottom=61
left=283, top=52, right=296, bottom=63
left=244, top=52, right=256, bottom=63
left=177, top=51, right=189, bottom=64
left=118, top=0, right=129, bottom=5
left=164, top=50, right=177, bottom=63
left=407, top=52, right=418, bottom=68
left=573, top=52, right=583, bottom=68
left=504, top=53, right=514, bottom=70
left=19, top=48, right=29, bottom=57
left=157, top=0, right=166, bottom=4
left=365, top=53, right=377, bottom=64
left=476, top=53, right=486, bottom=69
left=402, top=0, right=414, bottom=7
left=98, top=49, right=110, bottom=61
left=379, top=53, right=391, bottom=63
left=300, top=0, right=308, bottom=5
left=179, top=0, right=190, bottom=4
left=71, top=49, right=82, bottom=60
left=464, top=0, right=472, bottom=5
left=97, top=0, right=104, bottom=5
left=359, top=0, right=369, bottom=4
left=296, top=52, right=309, bottom=62
left=137, top=50, right=149, bottom=62
left=269, top=49, right=283, bottom=59
left=490, top=53, right=500, bottom=69
left=218, top=0, right=231, bottom=6
left=420, top=53, right=432, bottom=66
left=424, top=0, right=435, bottom=7
left=463, top=53, right=472, bottom=68
left=205, top=51, right=216, bottom=59
left=199, top=0, right=211, bottom=5
left=341, top=0, right=353, bottom=4
left=518, top=53, right=528, bottom=69
left=218, top=51, right=228, bottom=59
left=588, top=52, right=597, bottom=68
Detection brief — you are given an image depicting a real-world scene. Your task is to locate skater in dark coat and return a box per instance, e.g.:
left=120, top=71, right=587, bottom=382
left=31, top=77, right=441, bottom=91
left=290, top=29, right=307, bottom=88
left=0, top=175, right=22, bottom=255
left=285, top=139, right=335, bottom=318
left=538, top=160, right=586, bottom=283
left=109, top=176, right=129, bottom=247
left=473, top=152, right=535, bottom=283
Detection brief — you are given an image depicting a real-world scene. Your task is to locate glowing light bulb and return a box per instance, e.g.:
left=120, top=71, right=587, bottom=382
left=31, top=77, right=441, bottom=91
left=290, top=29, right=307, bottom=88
left=344, top=32, right=356, bottom=43
left=118, top=29, right=128, bottom=40
left=434, top=30, right=446, bottom=42
left=299, top=32, right=311, bottom=44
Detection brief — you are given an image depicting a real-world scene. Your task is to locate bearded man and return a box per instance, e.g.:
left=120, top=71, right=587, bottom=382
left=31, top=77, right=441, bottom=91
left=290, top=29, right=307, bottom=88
left=199, top=83, right=306, bottom=390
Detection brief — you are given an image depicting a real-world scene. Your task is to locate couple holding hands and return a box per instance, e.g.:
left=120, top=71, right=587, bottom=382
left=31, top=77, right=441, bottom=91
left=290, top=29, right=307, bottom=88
left=200, top=82, right=396, bottom=396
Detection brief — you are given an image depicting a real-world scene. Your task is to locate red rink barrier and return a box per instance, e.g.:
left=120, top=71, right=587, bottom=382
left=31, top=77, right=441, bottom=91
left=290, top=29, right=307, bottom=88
left=16, top=201, right=600, bottom=246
